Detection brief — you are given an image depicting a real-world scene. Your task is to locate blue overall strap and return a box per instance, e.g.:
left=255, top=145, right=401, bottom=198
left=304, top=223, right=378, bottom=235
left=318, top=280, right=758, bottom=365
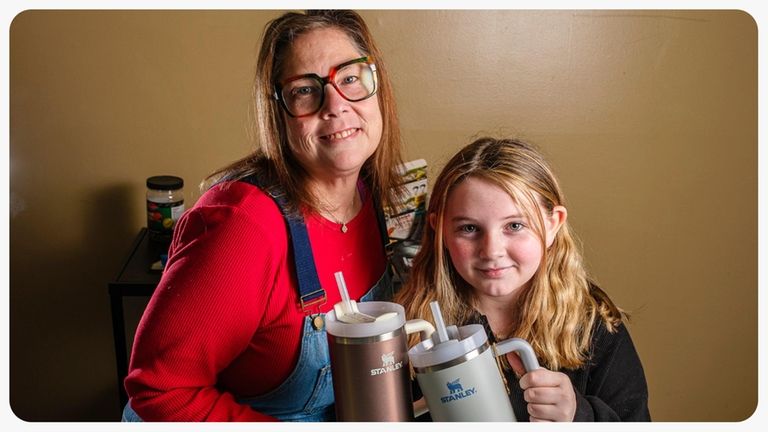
left=240, top=174, right=326, bottom=312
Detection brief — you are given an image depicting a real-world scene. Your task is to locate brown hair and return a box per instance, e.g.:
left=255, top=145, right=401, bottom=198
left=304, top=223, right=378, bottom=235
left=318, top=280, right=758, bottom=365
left=204, top=10, right=405, bottom=214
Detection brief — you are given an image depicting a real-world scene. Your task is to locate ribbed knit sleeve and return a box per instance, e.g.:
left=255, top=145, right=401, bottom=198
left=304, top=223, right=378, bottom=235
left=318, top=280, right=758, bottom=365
left=125, top=183, right=284, bottom=421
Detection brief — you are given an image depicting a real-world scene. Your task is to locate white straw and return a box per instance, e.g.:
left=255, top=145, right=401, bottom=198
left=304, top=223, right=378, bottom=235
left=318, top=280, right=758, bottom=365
left=334, top=271, right=352, bottom=308
left=430, top=301, right=449, bottom=343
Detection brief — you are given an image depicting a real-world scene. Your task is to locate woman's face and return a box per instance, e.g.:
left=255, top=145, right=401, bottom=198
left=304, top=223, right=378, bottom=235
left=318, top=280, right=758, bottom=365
left=441, top=177, right=564, bottom=305
left=279, top=27, right=383, bottom=183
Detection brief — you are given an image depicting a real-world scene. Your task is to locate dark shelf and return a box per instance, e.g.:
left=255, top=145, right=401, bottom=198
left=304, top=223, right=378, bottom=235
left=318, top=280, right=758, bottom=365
left=108, top=228, right=164, bottom=412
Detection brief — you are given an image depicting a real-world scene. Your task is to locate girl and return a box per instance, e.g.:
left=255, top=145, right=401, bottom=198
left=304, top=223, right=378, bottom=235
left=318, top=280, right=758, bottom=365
left=396, top=137, right=650, bottom=421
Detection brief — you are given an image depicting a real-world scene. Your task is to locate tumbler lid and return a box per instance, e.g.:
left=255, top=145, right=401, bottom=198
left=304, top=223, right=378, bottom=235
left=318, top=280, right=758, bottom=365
left=325, top=301, right=405, bottom=338
left=408, top=323, right=487, bottom=369
left=407, top=301, right=488, bottom=369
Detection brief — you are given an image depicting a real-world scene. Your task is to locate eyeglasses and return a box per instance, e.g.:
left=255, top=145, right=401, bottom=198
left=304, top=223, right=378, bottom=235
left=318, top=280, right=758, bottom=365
left=274, top=56, right=378, bottom=118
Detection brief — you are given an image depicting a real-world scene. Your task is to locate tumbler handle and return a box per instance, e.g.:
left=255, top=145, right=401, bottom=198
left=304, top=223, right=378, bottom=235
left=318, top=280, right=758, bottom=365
left=493, top=338, right=540, bottom=372
left=413, top=397, right=429, bottom=417
left=405, top=320, right=435, bottom=419
left=404, top=319, right=435, bottom=341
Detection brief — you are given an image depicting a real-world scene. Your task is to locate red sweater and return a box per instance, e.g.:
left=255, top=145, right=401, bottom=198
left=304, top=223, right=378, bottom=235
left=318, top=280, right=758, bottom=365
left=125, top=181, right=386, bottom=421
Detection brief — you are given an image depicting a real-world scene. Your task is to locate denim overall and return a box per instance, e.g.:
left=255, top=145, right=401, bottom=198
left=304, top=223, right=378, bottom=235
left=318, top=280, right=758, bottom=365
left=123, top=176, right=393, bottom=422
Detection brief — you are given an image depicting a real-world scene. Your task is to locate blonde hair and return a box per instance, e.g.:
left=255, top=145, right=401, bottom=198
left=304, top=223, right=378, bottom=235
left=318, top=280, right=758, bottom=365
left=204, top=10, right=405, bottom=214
left=396, top=137, right=623, bottom=370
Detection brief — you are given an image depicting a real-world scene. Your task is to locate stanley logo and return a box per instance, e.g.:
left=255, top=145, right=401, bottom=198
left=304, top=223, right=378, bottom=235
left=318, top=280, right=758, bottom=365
left=441, top=378, right=477, bottom=403
left=370, top=351, right=403, bottom=376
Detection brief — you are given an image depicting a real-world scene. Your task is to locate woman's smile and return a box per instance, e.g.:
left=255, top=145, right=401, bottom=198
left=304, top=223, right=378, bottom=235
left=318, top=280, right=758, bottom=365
left=320, top=127, right=360, bottom=141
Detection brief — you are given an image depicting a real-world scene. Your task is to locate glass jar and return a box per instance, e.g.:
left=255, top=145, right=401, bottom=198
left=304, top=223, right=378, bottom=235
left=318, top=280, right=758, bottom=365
left=146, top=175, right=184, bottom=244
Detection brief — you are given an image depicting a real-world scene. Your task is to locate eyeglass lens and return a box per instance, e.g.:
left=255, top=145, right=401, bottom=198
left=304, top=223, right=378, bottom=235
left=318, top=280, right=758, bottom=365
left=281, top=62, right=376, bottom=117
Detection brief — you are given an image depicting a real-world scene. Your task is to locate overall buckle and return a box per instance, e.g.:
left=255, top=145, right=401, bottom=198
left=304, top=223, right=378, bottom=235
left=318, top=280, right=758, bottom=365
left=300, top=290, right=327, bottom=314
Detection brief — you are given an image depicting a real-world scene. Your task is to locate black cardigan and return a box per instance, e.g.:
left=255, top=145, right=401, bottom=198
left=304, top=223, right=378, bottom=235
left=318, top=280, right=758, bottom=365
left=414, top=313, right=651, bottom=421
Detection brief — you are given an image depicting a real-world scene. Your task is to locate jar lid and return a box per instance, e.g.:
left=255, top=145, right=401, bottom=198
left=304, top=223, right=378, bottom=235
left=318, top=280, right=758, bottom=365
left=147, top=175, right=184, bottom=190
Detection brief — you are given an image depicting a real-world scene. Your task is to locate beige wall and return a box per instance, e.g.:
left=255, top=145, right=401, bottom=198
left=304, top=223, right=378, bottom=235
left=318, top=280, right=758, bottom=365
left=9, top=10, right=757, bottom=421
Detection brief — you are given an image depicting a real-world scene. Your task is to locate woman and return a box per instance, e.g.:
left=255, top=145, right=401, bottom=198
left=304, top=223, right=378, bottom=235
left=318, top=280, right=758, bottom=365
left=397, top=137, right=650, bottom=421
left=123, top=10, right=405, bottom=421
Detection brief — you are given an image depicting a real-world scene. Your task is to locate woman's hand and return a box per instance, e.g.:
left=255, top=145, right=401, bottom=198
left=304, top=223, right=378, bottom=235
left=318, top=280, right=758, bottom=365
left=507, top=352, right=577, bottom=422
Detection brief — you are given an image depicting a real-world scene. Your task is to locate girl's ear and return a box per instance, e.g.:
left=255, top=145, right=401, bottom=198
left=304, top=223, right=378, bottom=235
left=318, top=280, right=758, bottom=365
left=545, top=205, right=567, bottom=248
left=428, top=212, right=437, bottom=230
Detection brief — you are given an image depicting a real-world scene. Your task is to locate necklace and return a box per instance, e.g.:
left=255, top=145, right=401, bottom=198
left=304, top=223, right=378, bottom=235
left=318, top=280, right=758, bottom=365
left=336, top=215, right=349, bottom=234
left=321, top=193, right=357, bottom=234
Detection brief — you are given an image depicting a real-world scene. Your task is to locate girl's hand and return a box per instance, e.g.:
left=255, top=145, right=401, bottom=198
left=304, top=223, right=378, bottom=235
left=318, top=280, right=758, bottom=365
left=507, top=352, right=577, bottom=422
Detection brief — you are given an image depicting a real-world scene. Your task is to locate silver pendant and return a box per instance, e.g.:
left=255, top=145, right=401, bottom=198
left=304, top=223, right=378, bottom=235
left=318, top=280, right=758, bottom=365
left=341, top=223, right=348, bottom=233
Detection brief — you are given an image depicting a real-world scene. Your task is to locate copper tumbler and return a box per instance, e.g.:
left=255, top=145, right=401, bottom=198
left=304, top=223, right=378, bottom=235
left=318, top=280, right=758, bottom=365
left=325, top=301, right=433, bottom=421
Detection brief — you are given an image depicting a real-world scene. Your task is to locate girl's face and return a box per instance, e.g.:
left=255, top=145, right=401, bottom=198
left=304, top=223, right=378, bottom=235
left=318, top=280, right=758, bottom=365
left=441, top=177, right=565, bottom=305
left=280, top=27, right=382, bottom=184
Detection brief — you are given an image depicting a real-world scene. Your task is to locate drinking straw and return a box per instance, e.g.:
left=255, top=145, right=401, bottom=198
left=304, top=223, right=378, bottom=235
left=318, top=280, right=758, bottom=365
left=430, top=301, right=449, bottom=343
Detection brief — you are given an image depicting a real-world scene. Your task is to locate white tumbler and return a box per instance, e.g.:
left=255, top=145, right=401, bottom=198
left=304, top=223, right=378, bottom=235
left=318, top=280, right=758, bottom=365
left=408, top=302, right=540, bottom=421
